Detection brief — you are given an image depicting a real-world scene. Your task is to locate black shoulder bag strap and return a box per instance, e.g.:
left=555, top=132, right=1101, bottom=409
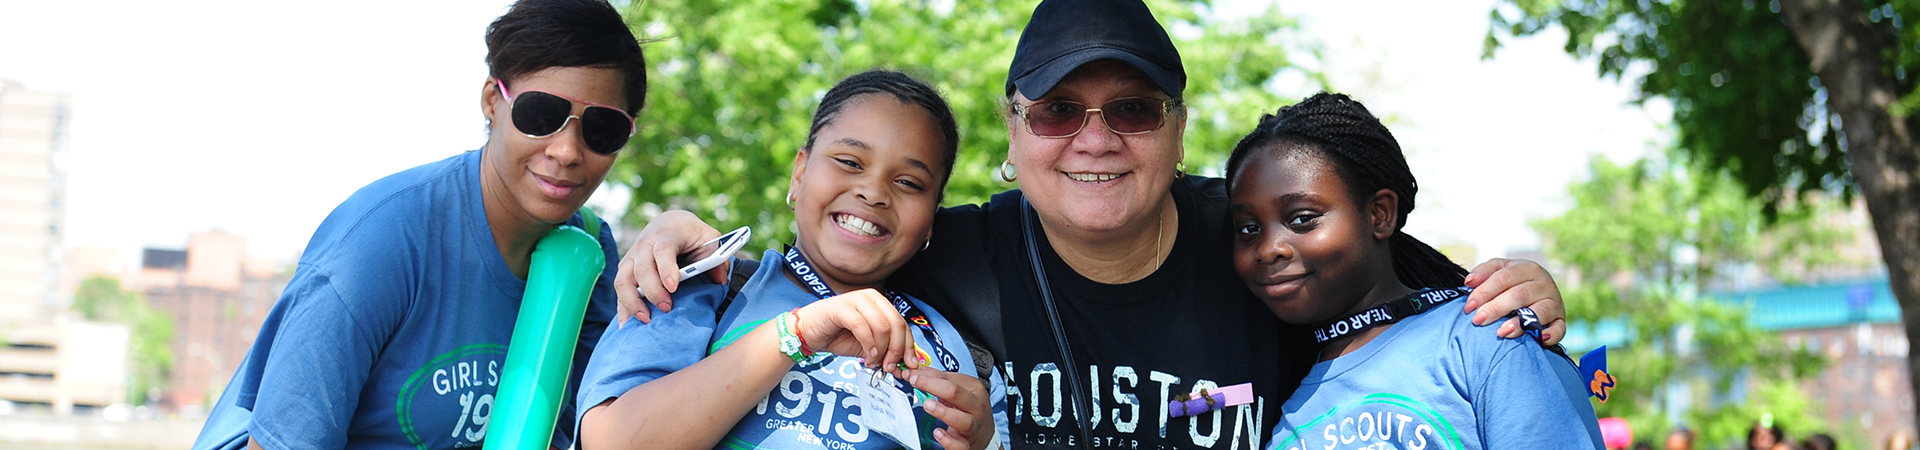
left=713, top=258, right=760, bottom=324
left=931, top=206, right=1005, bottom=380
left=1022, top=198, right=1096, bottom=447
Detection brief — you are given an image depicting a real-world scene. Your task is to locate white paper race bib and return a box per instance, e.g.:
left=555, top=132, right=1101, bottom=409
left=860, top=370, right=921, bottom=450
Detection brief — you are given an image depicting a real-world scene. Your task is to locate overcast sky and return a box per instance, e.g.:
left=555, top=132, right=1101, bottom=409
left=0, top=0, right=1664, bottom=269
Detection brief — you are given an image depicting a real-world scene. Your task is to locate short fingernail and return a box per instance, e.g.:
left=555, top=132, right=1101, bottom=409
left=924, top=398, right=938, bottom=412
left=1472, top=311, right=1485, bottom=325
left=1541, top=332, right=1553, bottom=342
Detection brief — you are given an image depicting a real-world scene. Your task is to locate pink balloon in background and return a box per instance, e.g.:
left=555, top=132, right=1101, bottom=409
left=1598, top=417, right=1633, bottom=449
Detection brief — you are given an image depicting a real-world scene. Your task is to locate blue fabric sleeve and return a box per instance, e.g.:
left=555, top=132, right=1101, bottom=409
left=191, top=354, right=255, bottom=450
left=1474, top=344, right=1606, bottom=449
left=248, top=270, right=394, bottom=450
left=989, top=361, right=1011, bottom=448
left=573, top=280, right=730, bottom=438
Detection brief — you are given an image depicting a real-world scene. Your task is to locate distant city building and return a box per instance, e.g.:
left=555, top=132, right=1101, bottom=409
left=1534, top=196, right=1898, bottom=445
left=140, top=230, right=284, bottom=412
left=0, top=316, right=129, bottom=413
left=1725, top=277, right=1912, bottom=446
left=0, top=79, right=72, bottom=320
left=0, top=80, right=129, bottom=416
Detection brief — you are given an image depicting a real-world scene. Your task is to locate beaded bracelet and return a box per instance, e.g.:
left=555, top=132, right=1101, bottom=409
left=790, top=307, right=815, bottom=354
left=774, top=311, right=810, bottom=363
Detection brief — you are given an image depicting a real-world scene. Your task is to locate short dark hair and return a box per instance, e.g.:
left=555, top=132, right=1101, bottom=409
left=1802, top=433, right=1835, bottom=450
left=1224, top=92, right=1467, bottom=289
left=485, top=0, right=647, bottom=114
left=1748, top=422, right=1786, bottom=450
left=805, top=70, right=960, bottom=198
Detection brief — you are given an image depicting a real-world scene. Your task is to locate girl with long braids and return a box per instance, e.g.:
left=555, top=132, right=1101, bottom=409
left=574, top=70, right=1000, bottom=450
left=1225, top=93, right=1603, bottom=449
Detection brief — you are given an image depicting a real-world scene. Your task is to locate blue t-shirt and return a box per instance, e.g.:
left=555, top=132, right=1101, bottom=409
left=1266, top=290, right=1604, bottom=450
left=192, top=150, right=619, bottom=450
left=578, top=249, right=1006, bottom=450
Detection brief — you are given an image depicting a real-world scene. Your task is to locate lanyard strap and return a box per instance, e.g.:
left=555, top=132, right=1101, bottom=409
left=1312, top=287, right=1472, bottom=345
left=1021, top=198, right=1096, bottom=445
left=780, top=245, right=961, bottom=372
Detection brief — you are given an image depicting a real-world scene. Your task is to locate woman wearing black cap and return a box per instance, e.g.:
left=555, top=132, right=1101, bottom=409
left=616, top=1, right=1571, bottom=449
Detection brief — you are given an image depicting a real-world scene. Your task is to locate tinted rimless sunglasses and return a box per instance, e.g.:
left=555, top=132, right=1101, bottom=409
left=495, top=79, right=636, bottom=155
left=1010, top=97, right=1178, bottom=139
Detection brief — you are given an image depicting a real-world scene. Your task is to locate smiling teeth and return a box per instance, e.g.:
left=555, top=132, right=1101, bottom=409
left=836, top=214, right=882, bottom=237
left=1067, top=173, right=1120, bottom=182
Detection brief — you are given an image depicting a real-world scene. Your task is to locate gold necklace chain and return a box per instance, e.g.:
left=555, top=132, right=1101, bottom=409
left=1154, top=202, right=1167, bottom=269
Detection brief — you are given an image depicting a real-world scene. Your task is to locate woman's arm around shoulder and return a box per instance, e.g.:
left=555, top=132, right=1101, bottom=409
left=1461, top=259, right=1570, bottom=346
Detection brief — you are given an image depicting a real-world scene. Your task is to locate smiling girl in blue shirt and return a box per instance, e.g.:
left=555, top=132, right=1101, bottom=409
left=1225, top=93, right=1605, bottom=450
left=574, top=70, right=1000, bottom=450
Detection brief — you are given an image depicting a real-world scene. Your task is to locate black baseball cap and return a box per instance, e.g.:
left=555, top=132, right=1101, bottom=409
left=1006, top=0, right=1186, bottom=99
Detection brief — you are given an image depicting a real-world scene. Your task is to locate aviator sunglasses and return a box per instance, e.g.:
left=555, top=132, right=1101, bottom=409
left=1010, top=97, right=1178, bottom=139
left=495, top=79, right=636, bottom=155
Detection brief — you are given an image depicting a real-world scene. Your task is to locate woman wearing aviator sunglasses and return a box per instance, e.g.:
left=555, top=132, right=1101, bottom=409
left=192, top=1, right=643, bottom=449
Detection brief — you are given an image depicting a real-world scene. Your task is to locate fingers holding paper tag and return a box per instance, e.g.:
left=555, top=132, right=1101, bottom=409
left=856, top=367, right=993, bottom=450
left=861, top=370, right=923, bottom=450
left=796, top=289, right=917, bottom=371
left=906, top=367, right=993, bottom=450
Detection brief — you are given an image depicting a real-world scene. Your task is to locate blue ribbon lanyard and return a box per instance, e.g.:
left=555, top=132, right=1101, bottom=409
left=780, top=245, right=961, bottom=372
left=1311, top=287, right=1472, bottom=345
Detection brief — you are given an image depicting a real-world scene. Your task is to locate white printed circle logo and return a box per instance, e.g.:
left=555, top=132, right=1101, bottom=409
left=397, top=344, right=508, bottom=449
left=1270, top=393, right=1464, bottom=450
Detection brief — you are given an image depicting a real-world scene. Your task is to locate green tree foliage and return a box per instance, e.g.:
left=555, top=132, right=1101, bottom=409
left=1488, top=0, right=1920, bottom=438
left=1535, top=156, right=1839, bottom=447
left=1483, top=0, right=1920, bottom=208
left=72, top=275, right=174, bottom=405
left=613, top=0, right=1317, bottom=249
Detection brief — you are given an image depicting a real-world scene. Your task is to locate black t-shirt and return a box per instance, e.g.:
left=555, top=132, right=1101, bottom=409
left=892, top=176, right=1311, bottom=450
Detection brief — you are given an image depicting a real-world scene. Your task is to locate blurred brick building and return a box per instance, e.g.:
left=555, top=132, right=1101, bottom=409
left=1729, top=278, right=1912, bottom=445
left=139, top=230, right=287, bottom=412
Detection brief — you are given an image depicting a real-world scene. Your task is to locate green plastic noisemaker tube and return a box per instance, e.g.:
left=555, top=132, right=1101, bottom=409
left=484, top=225, right=604, bottom=450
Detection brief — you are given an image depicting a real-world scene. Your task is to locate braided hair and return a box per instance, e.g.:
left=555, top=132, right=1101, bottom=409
left=805, top=70, right=961, bottom=198
left=1224, top=92, right=1467, bottom=289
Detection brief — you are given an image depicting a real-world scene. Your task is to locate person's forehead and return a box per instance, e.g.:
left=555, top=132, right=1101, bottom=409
left=819, top=96, right=943, bottom=160
left=510, top=66, right=629, bottom=109
left=1048, top=61, right=1158, bottom=97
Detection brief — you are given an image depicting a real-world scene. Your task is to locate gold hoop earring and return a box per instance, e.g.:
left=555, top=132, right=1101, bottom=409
left=998, top=160, right=1018, bottom=182
left=786, top=191, right=796, bottom=210
left=1175, top=161, right=1187, bottom=179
